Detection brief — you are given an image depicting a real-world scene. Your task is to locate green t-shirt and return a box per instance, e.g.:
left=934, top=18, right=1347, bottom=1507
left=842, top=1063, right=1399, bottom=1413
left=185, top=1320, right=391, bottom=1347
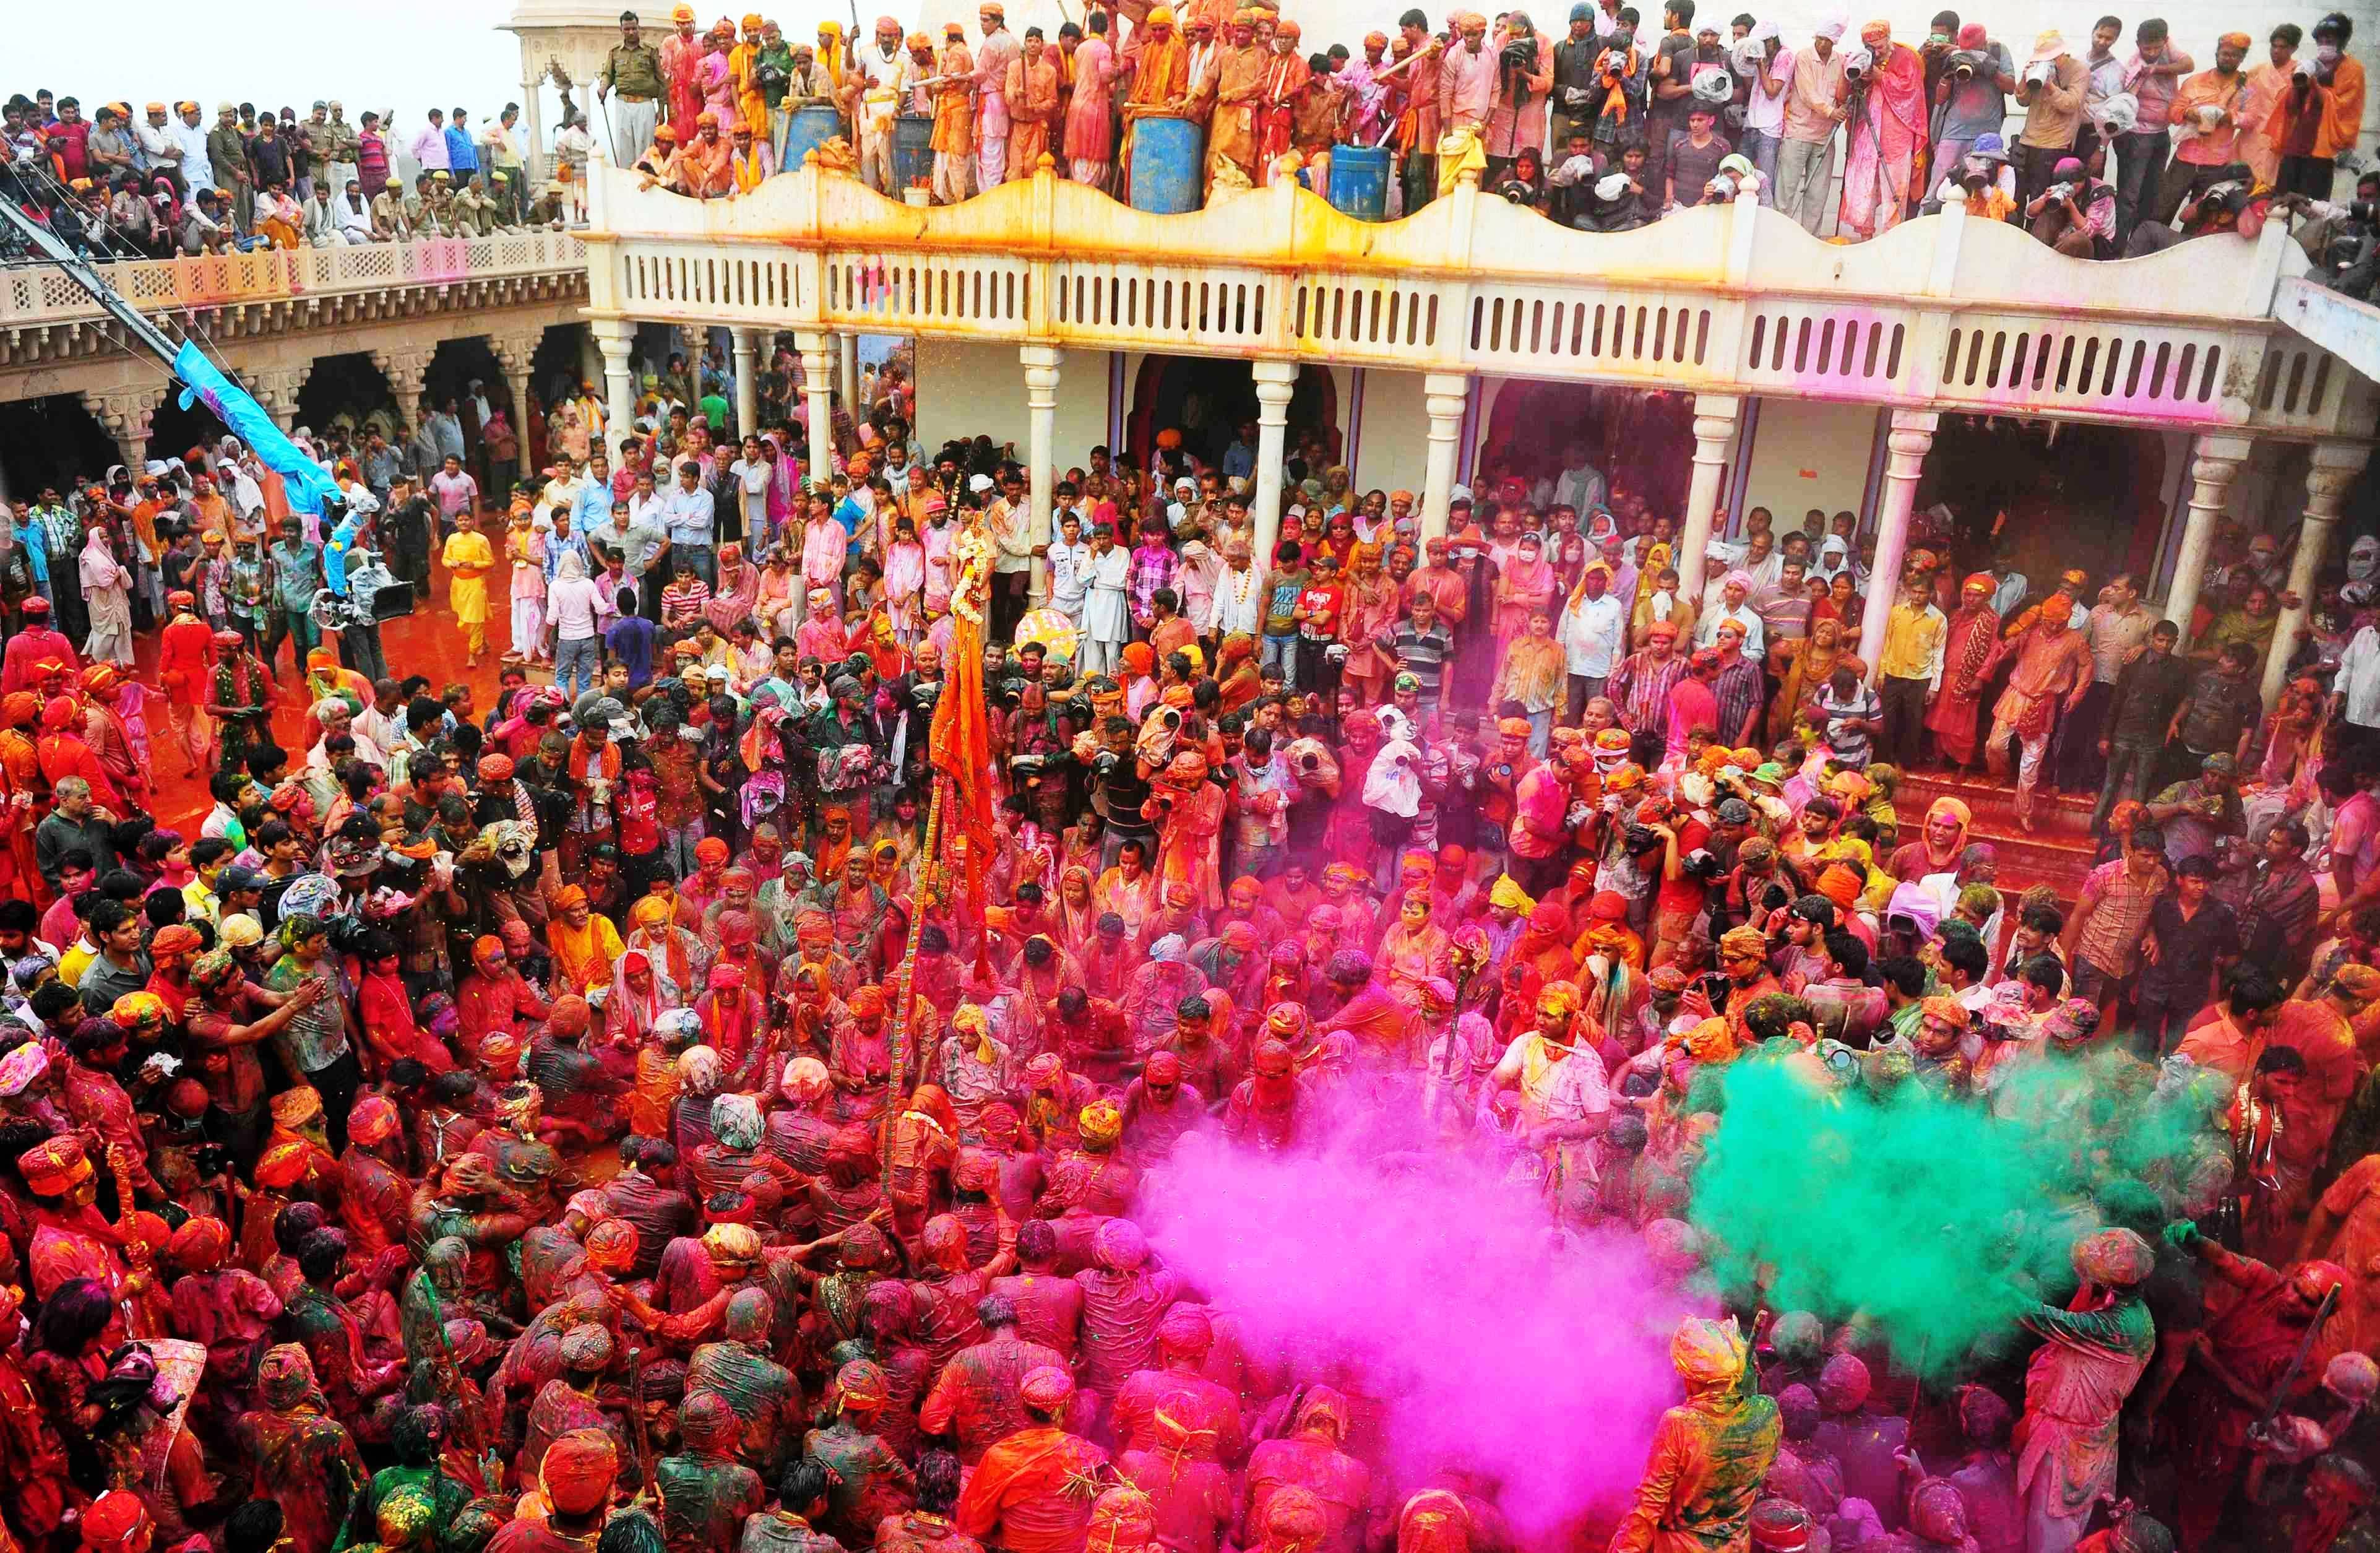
left=699, top=392, right=731, bottom=435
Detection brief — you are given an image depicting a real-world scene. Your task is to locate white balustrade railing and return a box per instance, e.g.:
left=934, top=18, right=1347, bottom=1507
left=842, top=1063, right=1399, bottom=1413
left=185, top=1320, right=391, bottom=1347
left=579, top=160, right=2374, bottom=441
left=0, top=229, right=588, bottom=330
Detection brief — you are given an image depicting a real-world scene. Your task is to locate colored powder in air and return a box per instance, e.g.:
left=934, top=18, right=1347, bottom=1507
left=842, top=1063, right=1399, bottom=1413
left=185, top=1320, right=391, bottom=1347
left=1686, top=1048, right=2218, bottom=1376
left=1140, top=1131, right=1706, bottom=1539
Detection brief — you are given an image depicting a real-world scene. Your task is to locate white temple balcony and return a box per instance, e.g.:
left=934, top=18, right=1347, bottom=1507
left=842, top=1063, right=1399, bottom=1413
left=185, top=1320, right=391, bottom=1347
left=580, top=160, right=2373, bottom=443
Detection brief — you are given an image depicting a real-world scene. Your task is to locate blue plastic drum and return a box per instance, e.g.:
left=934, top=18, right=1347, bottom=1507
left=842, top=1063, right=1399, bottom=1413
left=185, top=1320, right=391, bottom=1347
left=1128, top=116, right=1204, bottom=214
left=782, top=104, right=844, bottom=170
left=1328, top=145, right=1393, bottom=222
left=892, top=114, right=935, bottom=193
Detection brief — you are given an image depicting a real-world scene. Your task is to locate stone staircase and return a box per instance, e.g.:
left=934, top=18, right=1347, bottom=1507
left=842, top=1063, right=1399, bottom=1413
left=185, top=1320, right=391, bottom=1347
left=1892, top=768, right=2102, bottom=903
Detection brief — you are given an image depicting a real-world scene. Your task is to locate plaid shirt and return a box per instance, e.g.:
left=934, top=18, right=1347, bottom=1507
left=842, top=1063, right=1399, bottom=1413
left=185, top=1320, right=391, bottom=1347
left=2074, top=857, right=2168, bottom=976
left=1127, top=542, right=1178, bottom=627
left=1609, top=650, right=1689, bottom=737
left=1711, top=655, right=1765, bottom=745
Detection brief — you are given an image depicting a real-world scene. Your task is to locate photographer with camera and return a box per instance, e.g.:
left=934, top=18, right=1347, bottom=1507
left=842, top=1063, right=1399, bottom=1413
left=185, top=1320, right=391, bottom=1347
left=1928, top=22, right=2013, bottom=199
left=1642, top=0, right=1715, bottom=211
left=2281, top=170, right=2380, bottom=301
left=2013, top=28, right=2087, bottom=203
left=2025, top=152, right=2115, bottom=256
left=1483, top=11, right=1553, bottom=186
left=1732, top=19, right=1787, bottom=200
left=2263, top=12, right=2365, bottom=199
left=2123, top=158, right=2266, bottom=256
left=1551, top=3, right=1606, bottom=152
left=2154, top=31, right=2252, bottom=225
left=1926, top=132, right=2016, bottom=220
left=1836, top=20, right=1926, bottom=240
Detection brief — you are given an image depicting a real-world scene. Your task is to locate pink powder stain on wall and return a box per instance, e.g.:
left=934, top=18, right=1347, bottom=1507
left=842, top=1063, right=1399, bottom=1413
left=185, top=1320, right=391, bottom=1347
left=1139, top=1132, right=1709, bottom=1542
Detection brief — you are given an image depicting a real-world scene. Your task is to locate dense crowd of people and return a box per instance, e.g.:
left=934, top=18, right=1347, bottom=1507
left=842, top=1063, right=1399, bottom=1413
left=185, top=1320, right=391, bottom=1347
left=5, top=294, right=2380, bottom=1553
left=595, top=2, right=2369, bottom=259
left=2, top=91, right=580, bottom=262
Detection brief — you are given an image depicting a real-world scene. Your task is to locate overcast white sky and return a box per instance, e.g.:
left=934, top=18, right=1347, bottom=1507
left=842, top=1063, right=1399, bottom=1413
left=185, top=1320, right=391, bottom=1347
left=16, top=1, right=529, bottom=132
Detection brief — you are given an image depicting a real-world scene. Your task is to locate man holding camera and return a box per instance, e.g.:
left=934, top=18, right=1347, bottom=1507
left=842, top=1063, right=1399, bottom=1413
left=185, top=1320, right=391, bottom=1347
left=2014, top=28, right=2087, bottom=204
left=2155, top=32, right=2251, bottom=225
left=2025, top=154, right=2115, bottom=255
left=1552, top=4, right=1605, bottom=150
left=2264, top=12, right=2366, bottom=199
left=1930, top=23, right=2013, bottom=196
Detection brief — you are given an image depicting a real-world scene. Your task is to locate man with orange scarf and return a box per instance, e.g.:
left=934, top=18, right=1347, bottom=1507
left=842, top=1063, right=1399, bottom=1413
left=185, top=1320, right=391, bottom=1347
left=1838, top=20, right=1926, bottom=238
left=1118, top=6, right=1192, bottom=199
left=1255, top=19, right=1311, bottom=183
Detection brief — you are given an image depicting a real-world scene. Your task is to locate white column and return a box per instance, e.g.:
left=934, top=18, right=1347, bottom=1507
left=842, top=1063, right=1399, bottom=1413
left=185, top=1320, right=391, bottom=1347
left=1675, top=393, right=1741, bottom=603
left=1418, top=371, right=1469, bottom=544
left=1022, top=346, right=1061, bottom=605
left=520, top=90, right=546, bottom=189
left=1855, top=409, right=1939, bottom=684
left=2264, top=439, right=2374, bottom=708
left=796, top=329, right=837, bottom=487
left=590, top=318, right=636, bottom=464
left=2166, top=435, right=2252, bottom=649
left=839, top=333, right=861, bottom=420
left=1249, top=360, right=1298, bottom=565
left=731, top=328, right=761, bottom=444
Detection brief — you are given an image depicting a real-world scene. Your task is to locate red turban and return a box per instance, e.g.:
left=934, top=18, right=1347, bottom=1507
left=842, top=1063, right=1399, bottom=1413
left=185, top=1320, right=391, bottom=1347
left=541, top=1429, right=619, bottom=1515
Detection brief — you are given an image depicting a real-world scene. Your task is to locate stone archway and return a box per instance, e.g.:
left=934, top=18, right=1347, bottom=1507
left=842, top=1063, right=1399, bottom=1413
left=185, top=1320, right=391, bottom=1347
left=298, top=352, right=406, bottom=443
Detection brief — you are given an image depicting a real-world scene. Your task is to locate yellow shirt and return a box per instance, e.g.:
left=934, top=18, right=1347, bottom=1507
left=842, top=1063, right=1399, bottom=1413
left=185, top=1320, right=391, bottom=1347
left=1877, top=601, right=1946, bottom=688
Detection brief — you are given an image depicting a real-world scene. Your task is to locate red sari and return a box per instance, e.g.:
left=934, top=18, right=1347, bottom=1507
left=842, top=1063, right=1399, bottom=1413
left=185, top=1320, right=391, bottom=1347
left=1838, top=37, right=1926, bottom=238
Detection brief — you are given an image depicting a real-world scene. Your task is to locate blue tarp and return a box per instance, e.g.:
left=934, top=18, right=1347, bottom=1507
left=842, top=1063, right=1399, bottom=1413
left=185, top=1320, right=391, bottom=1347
left=173, top=340, right=344, bottom=517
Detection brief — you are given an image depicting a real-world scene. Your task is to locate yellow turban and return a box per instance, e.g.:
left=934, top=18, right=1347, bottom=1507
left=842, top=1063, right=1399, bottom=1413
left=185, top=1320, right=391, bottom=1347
left=1670, top=1316, right=1750, bottom=1388
left=1488, top=874, right=1535, bottom=914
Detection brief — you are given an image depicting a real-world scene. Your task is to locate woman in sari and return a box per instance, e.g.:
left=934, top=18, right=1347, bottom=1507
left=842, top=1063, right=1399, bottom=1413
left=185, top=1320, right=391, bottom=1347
left=1838, top=22, right=1927, bottom=239
left=1054, top=864, right=1100, bottom=957
left=1769, top=615, right=1847, bottom=745
left=705, top=542, right=761, bottom=634
left=1492, top=535, right=1559, bottom=659
left=754, top=545, right=798, bottom=639
left=1339, top=542, right=1402, bottom=707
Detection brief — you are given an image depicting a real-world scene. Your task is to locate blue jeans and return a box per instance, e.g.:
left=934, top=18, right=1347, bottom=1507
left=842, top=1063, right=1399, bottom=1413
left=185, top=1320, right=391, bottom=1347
left=1736, top=126, right=1781, bottom=204
left=661, top=819, right=705, bottom=879
left=1262, top=633, right=1296, bottom=687
left=675, top=542, right=715, bottom=590
left=554, top=633, right=600, bottom=700
left=2113, top=129, right=2170, bottom=244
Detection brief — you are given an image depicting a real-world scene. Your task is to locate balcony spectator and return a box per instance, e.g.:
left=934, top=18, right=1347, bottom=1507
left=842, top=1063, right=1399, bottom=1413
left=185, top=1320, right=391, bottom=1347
left=1930, top=24, right=2013, bottom=187
left=1927, top=133, right=2015, bottom=218
left=85, top=104, right=134, bottom=184
left=2013, top=30, right=2087, bottom=201
left=248, top=114, right=293, bottom=201
left=2157, top=32, right=2253, bottom=225
left=1661, top=101, right=1729, bottom=209
left=2025, top=154, right=2116, bottom=256
left=2264, top=12, right=2366, bottom=199
left=133, top=102, right=181, bottom=189
left=170, top=101, right=214, bottom=194
left=1837, top=21, right=1924, bottom=240
left=356, top=110, right=391, bottom=200
left=1736, top=20, right=1787, bottom=199
left=445, top=106, right=480, bottom=181
left=1774, top=17, right=1843, bottom=233
left=2236, top=25, right=2301, bottom=187
left=2113, top=19, right=2193, bottom=243
left=2122, top=160, right=2267, bottom=256
left=205, top=103, right=252, bottom=234
left=1483, top=11, right=1552, bottom=184
left=409, top=108, right=449, bottom=174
